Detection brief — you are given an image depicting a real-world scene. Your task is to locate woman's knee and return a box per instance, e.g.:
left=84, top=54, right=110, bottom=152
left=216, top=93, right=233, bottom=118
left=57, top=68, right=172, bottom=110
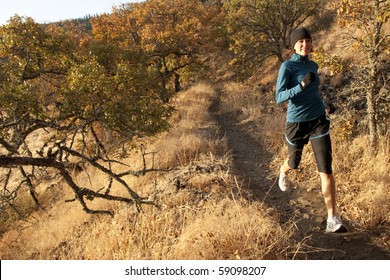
left=288, top=159, right=300, bottom=170
left=288, top=153, right=302, bottom=169
left=319, top=173, right=335, bottom=194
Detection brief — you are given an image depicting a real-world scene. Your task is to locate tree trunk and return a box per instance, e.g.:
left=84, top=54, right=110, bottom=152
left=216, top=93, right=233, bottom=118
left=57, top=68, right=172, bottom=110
left=156, top=61, right=169, bottom=102
left=366, top=85, right=378, bottom=147
left=366, top=51, right=379, bottom=148
left=174, top=72, right=181, bottom=92
left=366, top=4, right=382, bottom=148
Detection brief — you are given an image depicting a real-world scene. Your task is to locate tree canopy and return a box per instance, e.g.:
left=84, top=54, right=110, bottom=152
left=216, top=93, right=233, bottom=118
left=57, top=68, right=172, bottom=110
left=224, top=0, right=325, bottom=71
left=91, top=0, right=223, bottom=100
left=335, top=0, right=390, bottom=145
left=0, top=15, right=173, bottom=215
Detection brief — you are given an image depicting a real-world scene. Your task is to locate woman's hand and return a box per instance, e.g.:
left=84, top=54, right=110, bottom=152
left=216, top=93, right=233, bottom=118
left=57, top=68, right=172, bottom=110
left=325, top=101, right=336, bottom=114
left=300, top=72, right=316, bottom=90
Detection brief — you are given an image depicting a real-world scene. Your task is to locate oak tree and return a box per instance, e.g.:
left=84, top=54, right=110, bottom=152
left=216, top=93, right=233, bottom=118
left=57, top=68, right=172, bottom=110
left=335, top=0, right=390, bottom=146
left=224, top=0, right=325, bottom=74
left=91, top=0, right=222, bottom=101
left=0, top=16, right=172, bottom=216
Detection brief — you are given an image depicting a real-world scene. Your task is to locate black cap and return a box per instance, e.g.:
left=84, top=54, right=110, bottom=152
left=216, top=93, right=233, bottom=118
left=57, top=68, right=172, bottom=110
left=290, top=27, right=312, bottom=48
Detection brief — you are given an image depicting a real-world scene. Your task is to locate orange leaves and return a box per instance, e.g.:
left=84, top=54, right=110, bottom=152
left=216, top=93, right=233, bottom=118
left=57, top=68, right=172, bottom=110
left=91, top=0, right=219, bottom=56
left=138, top=0, right=212, bottom=53
left=89, top=0, right=222, bottom=99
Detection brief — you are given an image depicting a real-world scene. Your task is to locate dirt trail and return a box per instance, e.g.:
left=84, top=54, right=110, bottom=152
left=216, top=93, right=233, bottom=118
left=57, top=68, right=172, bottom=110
left=210, top=92, right=389, bottom=260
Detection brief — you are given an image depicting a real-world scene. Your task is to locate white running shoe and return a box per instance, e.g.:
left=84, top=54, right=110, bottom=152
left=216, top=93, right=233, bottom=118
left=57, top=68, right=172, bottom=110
left=326, top=216, right=348, bottom=233
left=278, top=167, right=288, bottom=191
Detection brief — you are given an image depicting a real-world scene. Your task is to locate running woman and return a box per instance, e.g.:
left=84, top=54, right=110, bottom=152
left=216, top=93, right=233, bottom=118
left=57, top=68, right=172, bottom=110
left=275, top=27, right=347, bottom=233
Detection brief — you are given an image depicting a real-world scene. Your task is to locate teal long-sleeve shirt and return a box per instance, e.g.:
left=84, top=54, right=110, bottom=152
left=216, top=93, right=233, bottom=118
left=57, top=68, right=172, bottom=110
left=275, top=53, right=325, bottom=123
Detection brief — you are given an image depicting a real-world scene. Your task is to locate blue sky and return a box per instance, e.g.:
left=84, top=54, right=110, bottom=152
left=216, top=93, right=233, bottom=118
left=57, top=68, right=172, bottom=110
left=0, top=0, right=143, bottom=26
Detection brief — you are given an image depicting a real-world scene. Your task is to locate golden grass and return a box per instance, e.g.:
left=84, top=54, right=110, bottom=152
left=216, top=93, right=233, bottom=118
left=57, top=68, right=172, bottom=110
left=334, top=136, right=390, bottom=228
left=2, top=77, right=388, bottom=259
left=220, top=81, right=286, bottom=152
left=0, top=82, right=294, bottom=260
left=221, top=79, right=390, bottom=252
left=170, top=197, right=292, bottom=260
left=25, top=185, right=291, bottom=260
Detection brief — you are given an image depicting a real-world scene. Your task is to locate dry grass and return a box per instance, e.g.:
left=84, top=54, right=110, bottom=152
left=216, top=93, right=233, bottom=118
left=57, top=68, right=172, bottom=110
left=0, top=82, right=294, bottom=260
left=3, top=68, right=388, bottom=259
left=221, top=78, right=390, bottom=252
left=170, top=197, right=292, bottom=260
left=334, top=136, right=390, bottom=227
left=332, top=135, right=390, bottom=250
left=26, top=189, right=292, bottom=260
left=2, top=75, right=388, bottom=260
left=153, top=83, right=225, bottom=168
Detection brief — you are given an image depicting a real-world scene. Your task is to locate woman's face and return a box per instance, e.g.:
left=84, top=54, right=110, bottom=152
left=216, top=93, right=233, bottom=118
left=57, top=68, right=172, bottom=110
left=294, top=38, right=312, bottom=56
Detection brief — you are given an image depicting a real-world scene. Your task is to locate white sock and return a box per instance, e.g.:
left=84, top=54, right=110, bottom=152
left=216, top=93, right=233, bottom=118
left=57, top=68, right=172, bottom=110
left=327, top=216, right=336, bottom=222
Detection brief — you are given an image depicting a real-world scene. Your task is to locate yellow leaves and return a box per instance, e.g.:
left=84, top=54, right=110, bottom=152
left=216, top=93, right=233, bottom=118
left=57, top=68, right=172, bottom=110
left=334, top=0, right=389, bottom=57
left=332, top=114, right=354, bottom=142
left=335, top=0, right=389, bottom=26
left=311, top=48, right=348, bottom=76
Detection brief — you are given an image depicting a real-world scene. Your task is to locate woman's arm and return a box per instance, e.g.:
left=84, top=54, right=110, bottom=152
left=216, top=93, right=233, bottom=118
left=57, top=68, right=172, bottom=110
left=275, top=63, right=303, bottom=104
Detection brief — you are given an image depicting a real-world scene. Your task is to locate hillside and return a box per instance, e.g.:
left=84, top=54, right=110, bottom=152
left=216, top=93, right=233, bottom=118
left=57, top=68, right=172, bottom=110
left=214, top=81, right=390, bottom=259
left=0, top=83, right=290, bottom=259
left=0, top=0, right=389, bottom=261
left=0, top=78, right=389, bottom=259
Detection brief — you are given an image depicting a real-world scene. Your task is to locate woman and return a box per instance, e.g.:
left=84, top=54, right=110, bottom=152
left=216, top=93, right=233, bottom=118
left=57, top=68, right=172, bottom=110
left=275, top=27, right=347, bottom=233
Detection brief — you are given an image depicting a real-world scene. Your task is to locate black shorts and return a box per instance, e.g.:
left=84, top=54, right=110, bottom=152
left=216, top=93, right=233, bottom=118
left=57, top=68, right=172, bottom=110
left=285, top=115, right=332, bottom=174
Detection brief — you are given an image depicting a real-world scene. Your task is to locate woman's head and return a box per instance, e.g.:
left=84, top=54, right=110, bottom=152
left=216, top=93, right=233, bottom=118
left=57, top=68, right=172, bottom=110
left=290, top=27, right=312, bottom=56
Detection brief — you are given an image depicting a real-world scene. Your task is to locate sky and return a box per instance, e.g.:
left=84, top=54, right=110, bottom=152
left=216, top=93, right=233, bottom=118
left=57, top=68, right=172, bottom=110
left=0, top=0, right=143, bottom=26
